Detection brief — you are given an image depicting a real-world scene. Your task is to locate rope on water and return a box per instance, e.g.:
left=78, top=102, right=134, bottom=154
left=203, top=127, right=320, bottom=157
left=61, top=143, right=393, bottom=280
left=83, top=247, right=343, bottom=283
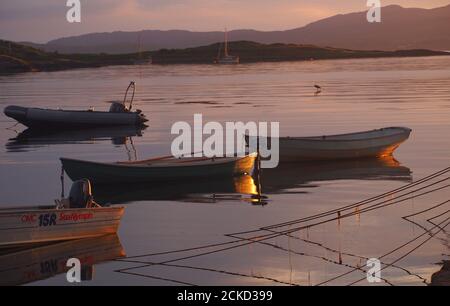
left=120, top=167, right=449, bottom=261
left=117, top=187, right=449, bottom=279
left=316, top=215, right=450, bottom=286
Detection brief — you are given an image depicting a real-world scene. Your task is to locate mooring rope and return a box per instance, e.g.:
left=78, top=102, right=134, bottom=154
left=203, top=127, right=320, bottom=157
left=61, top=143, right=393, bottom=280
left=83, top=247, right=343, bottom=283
left=121, top=167, right=449, bottom=261
left=316, top=215, right=450, bottom=286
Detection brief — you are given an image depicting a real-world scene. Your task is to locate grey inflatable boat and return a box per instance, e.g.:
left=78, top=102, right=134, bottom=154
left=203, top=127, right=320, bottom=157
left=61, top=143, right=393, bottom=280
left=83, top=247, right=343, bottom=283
left=4, top=82, right=148, bottom=128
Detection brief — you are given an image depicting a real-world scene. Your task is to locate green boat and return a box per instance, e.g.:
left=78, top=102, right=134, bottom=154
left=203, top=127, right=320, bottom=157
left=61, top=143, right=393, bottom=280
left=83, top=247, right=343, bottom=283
left=61, top=153, right=257, bottom=184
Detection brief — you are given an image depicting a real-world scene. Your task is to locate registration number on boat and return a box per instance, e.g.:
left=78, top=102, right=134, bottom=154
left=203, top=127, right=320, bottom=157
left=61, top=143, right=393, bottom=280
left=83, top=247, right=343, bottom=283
left=38, top=213, right=57, bottom=227
left=21, top=212, right=94, bottom=226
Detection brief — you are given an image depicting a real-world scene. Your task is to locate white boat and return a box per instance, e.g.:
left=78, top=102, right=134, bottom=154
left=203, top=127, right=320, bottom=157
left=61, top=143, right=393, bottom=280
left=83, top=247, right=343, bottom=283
left=134, top=31, right=153, bottom=65
left=247, top=127, right=412, bottom=162
left=215, top=30, right=239, bottom=64
left=4, top=82, right=148, bottom=128
left=0, top=180, right=124, bottom=248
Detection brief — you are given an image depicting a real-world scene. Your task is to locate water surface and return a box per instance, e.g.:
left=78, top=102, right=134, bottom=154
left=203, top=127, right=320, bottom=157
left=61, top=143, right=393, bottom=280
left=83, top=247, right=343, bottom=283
left=0, top=56, right=449, bottom=285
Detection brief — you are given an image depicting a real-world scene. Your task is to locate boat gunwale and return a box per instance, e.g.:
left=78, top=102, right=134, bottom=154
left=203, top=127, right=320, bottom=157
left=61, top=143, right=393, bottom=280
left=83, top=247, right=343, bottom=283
left=27, top=107, right=142, bottom=115
left=0, top=205, right=124, bottom=216
left=61, top=152, right=258, bottom=169
left=248, top=127, right=411, bottom=143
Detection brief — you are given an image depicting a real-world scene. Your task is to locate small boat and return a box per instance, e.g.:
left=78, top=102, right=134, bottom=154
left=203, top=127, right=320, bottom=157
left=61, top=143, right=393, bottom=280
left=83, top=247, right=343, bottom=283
left=61, top=153, right=257, bottom=184
left=215, top=29, right=240, bottom=64
left=3, top=82, right=148, bottom=128
left=0, top=180, right=124, bottom=248
left=247, top=127, right=412, bottom=162
left=134, top=31, right=152, bottom=65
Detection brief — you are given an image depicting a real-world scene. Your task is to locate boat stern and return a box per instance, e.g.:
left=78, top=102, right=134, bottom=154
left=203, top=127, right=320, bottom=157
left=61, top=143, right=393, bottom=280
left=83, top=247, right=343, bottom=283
left=234, top=152, right=258, bottom=175
left=136, top=112, right=149, bottom=126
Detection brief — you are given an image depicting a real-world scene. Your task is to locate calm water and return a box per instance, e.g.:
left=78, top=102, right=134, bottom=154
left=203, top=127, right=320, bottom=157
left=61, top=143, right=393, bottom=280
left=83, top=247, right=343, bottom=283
left=0, top=56, right=449, bottom=286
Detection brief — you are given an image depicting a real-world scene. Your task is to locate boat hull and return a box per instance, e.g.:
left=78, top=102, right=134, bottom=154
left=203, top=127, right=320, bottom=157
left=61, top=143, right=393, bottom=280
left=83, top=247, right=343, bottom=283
left=4, top=105, right=148, bottom=128
left=0, top=206, right=124, bottom=248
left=61, top=154, right=257, bottom=184
left=248, top=127, right=411, bottom=162
left=216, top=57, right=240, bottom=64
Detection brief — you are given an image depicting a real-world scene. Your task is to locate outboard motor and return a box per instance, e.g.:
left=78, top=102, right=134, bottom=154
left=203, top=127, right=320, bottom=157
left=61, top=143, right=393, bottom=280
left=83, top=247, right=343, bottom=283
left=68, top=179, right=93, bottom=208
left=109, top=101, right=127, bottom=113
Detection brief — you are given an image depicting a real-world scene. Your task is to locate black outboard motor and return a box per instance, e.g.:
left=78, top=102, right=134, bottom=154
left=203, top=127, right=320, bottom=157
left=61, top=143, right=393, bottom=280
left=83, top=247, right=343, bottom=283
left=68, top=179, right=93, bottom=208
left=109, top=101, right=127, bottom=113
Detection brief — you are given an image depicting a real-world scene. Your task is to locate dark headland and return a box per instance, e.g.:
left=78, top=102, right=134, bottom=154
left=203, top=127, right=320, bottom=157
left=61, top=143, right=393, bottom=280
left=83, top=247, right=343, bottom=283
left=1, top=39, right=448, bottom=74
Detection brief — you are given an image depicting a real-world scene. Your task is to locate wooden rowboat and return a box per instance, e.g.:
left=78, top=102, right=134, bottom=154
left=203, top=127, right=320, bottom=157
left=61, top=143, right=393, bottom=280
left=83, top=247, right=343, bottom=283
left=0, top=180, right=124, bottom=248
left=247, top=127, right=411, bottom=162
left=61, top=153, right=258, bottom=184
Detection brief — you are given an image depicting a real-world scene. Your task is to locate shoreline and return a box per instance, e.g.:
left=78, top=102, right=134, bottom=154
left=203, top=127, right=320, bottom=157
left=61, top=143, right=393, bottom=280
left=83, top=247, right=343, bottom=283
left=1, top=40, right=449, bottom=74
left=1, top=53, right=449, bottom=76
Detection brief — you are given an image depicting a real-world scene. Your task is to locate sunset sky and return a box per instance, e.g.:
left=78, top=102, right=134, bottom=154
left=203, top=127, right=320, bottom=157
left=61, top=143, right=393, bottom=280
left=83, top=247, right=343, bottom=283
left=0, top=0, right=449, bottom=43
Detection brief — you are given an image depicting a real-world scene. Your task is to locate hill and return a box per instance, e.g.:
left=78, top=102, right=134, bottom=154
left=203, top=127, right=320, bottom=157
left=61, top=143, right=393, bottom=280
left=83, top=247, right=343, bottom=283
left=0, top=40, right=146, bottom=73
left=150, top=41, right=449, bottom=64
left=21, top=4, right=450, bottom=54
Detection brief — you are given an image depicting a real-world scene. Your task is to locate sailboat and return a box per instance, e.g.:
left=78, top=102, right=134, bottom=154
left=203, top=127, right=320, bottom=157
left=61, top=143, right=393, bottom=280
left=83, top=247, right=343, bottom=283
left=215, top=29, right=240, bottom=64
left=134, top=31, right=152, bottom=65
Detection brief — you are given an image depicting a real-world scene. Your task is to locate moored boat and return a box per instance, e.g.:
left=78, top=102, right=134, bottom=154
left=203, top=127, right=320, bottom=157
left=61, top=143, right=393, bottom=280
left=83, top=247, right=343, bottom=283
left=3, top=82, right=148, bottom=128
left=247, top=127, right=412, bottom=162
left=61, top=153, right=257, bottom=184
left=215, top=29, right=240, bottom=64
left=0, top=180, right=124, bottom=248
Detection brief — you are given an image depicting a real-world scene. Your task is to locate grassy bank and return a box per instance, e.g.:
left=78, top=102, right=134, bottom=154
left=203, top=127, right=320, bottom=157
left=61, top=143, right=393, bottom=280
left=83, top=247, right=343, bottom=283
left=1, top=39, right=448, bottom=73
left=151, top=41, right=449, bottom=64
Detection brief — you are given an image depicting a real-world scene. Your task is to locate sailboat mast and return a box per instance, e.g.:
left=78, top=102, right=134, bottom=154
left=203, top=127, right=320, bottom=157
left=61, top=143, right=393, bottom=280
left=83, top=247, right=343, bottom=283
left=138, top=32, right=142, bottom=60
left=224, top=29, right=228, bottom=57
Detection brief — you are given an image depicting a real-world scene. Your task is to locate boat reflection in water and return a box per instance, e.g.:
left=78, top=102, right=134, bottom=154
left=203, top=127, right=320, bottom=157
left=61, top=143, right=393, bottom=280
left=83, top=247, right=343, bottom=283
left=259, top=156, right=412, bottom=194
left=93, top=174, right=265, bottom=205
left=93, top=156, right=410, bottom=205
left=0, top=234, right=125, bottom=286
left=6, top=126, right=146, bottom=153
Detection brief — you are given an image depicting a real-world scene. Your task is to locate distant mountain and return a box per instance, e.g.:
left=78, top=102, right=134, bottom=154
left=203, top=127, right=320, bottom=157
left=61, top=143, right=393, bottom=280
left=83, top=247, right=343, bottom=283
left=19, top=4, right=450, bottom=54
left=285, top=4, right=450, bottom=51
